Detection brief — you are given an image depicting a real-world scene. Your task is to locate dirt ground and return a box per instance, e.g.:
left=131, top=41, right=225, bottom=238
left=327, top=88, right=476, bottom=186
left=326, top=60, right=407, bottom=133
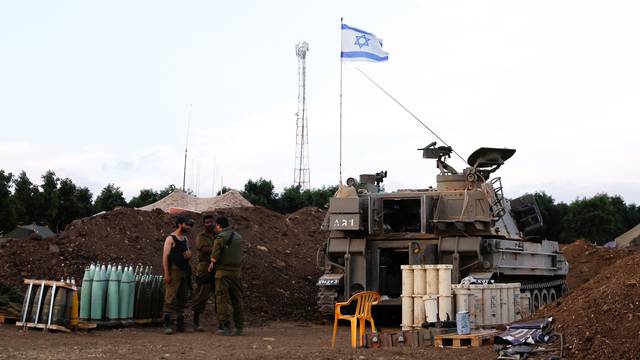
left=0, top=322, right=495, bottom=360
left=536, top=251, right=640, bottom=359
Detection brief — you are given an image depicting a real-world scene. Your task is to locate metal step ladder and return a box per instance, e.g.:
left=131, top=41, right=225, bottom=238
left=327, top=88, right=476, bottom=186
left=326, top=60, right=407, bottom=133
left=489, top=177, right=506, bottom=218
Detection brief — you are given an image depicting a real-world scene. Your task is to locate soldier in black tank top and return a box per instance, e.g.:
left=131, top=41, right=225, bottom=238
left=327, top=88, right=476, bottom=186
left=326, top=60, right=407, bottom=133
left=162, top=217, right=193, bottom=334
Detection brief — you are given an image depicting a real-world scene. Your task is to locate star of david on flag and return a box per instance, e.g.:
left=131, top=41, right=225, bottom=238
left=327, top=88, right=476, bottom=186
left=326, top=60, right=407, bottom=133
left=341, top=23, right=388, bottom=62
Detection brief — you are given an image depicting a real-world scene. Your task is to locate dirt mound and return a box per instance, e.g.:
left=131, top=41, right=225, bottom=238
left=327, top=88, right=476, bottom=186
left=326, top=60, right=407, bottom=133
left=537, top=252, right=640, bottom=359
left=0, top=208, right=176, bottom=287
left=562, top=239, right=636, bottom=291
left=0, top=206, right=327, bottom=323
left=286, top=207, right=328, bottom=247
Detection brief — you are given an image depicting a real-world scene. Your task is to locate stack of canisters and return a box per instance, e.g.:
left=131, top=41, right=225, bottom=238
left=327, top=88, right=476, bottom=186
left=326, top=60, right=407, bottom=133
left=79, top=263, right=164, bottom=324
left=452, top=283, right=522, bottom=329
left=400, top=264, right=453, bottom=330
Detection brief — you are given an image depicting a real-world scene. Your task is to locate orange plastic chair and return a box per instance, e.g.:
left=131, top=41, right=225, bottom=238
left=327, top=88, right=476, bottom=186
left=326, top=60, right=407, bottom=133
left=331, top=291, right=380, bottom=348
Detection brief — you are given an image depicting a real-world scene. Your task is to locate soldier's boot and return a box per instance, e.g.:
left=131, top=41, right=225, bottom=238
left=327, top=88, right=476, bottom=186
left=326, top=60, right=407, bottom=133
left=216, top=321, right=233, bottom=336
left=193, top=312, right=204, bottom=332
left=163, top=314, right=174, bottom=335
left=176, top=315, right=185, bottom=333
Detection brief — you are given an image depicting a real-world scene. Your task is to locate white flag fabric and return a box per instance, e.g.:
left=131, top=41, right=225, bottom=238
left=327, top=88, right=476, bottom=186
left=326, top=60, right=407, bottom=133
left=341, top=23, right=389, bottom=62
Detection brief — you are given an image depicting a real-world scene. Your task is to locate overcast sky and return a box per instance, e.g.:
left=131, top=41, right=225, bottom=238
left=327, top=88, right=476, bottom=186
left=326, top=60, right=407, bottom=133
left=1, top=1, right=639, bottom=204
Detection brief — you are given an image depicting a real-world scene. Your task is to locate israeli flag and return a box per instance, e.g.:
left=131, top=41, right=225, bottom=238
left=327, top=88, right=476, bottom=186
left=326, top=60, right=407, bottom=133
left=341, top=23, right=389, bottom=62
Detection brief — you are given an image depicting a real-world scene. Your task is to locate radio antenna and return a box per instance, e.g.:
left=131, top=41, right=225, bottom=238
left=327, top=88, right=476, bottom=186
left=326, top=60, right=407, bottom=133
left=354, top=67, right=466, bottom=164
left=182, top=104, right=192, bottom=191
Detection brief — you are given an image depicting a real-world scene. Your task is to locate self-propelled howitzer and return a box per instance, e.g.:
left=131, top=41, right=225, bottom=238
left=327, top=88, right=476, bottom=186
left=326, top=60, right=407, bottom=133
left=316, top=143, right=568, bottom=315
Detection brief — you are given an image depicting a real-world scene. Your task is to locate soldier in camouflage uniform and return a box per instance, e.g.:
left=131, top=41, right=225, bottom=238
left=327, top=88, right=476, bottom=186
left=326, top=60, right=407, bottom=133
left=208, top=216, right=244, bottom=336
left=191, top=214, right=216, bottom=331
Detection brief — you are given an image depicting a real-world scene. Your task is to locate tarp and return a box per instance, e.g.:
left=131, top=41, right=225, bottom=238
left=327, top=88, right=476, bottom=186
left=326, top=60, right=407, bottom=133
left=2, top=224, right=55, bottom=240
left=494, top=317, right=553, bottom=346
left=139, top=190, right=253, bottom=213
left=615, top=223, right=640, bottom=247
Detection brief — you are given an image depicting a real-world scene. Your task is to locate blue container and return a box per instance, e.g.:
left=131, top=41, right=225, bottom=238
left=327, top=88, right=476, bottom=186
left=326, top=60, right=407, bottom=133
left=456, top=311, right=470, bottom=335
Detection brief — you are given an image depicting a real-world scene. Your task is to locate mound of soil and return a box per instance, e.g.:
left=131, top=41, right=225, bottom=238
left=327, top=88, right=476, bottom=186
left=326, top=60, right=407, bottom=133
left=537, top=252, right=640, bottom=359
left=0, top=206, right=327, bottom=323
left=562, top=239, right=636, bottom=291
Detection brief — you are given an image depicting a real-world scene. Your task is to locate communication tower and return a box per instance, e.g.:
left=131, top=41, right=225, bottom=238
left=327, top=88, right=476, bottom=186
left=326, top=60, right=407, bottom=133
left=294, top=41, right=310, bottom=190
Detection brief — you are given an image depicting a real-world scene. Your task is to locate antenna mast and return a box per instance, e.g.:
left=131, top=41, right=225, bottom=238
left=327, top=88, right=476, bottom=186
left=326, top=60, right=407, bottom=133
left=182, top=104, right=192, bottom=191
left=294, top=42, right=311, bottom=190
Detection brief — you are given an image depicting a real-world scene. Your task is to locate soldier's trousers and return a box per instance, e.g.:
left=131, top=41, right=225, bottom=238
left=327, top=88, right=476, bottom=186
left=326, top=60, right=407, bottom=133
left=192, top=272, right=215, bottom=314
left=163, top=267, right=189, bottom=317
left=215, top=271, right=243, bottom=329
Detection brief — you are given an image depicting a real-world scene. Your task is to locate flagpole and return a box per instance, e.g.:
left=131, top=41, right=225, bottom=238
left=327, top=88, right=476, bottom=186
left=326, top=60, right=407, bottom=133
left=339, top=17, right=344, bottom=185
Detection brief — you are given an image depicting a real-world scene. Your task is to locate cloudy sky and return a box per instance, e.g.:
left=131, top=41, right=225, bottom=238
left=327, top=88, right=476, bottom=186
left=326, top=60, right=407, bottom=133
left=1, top=1, right=639, bottom=204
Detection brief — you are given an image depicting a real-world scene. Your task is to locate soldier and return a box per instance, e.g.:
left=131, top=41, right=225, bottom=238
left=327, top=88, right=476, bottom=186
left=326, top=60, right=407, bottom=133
left=162, top=216, right=193, bottom=335
left=208, top=216, right=244, bottom=336
left=191, top=214, right=216, bottom=331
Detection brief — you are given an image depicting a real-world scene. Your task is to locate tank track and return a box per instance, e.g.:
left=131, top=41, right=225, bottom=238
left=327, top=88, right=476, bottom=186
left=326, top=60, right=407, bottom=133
left=520, top=279, right=566, bottom=291
left=519, top=279, right=568, bottom=312
left=317, top=287, right=339, bottom=317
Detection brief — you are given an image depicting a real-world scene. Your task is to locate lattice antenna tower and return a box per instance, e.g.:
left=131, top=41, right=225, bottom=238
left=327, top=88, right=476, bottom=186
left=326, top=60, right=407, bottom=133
left=294, top=41, right=310, bottom=190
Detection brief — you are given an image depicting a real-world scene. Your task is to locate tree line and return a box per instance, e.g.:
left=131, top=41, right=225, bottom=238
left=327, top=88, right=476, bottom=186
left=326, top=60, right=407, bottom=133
left=0, top=171, right=337, bottom=235
left=234, top=178, right=338, bottom=215
left=0, top=169, right=177, bottom=234
left=533, top=192, right=639, bottom=245
left=1, top=170, right=638, bottom=245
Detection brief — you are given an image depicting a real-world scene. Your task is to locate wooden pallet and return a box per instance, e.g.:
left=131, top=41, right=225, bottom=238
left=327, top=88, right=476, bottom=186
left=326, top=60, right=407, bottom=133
left=434, top=330, right=499, bottom=348
left=134, top=318, right=162, bottom=325
left=77, top=321, right=98, bottom=330
left=16, top=321, right=71, bottom=333
left=23, top=279, right=76, bottom=289
left=76, top=318, right=158, bottom=329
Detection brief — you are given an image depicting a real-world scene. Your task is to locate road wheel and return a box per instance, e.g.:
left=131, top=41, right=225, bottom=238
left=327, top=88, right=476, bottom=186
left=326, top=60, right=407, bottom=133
left=549, top=288, right=557, bottom=303
left=541, top=289, right=549, bottom=306
left=532, top=290, right=541, bottom=312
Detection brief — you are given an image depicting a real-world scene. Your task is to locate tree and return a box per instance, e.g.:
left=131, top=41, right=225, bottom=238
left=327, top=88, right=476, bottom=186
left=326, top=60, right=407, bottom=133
left=0, top=170, right=16, bottom=234
left=625, top=204, right=640, bottom=230
left=278, top=185, right=304, bottom=214
left=216, top=186, right=232, bottom=196
left=128, top=188, right=160, bottom=208
left=272, top=185, right=338, bottom=214
left=562, top=194, right=628, bottom=245
left=12, top=171, right=39, bottom=225
left=94, top=184, right=127, bottom=212
left=37, top=170, right=60, bottom=228
left=55, top=178, right=81, bottom=231
left=241, top=178, right=276, bottom=208
left=158, top=184, right=176, bottom=198
left=129, top=185, right=177, bottom=208
left=75, top=187, right=94, bottom=217
left=302, top=185, right=339, bottom=209
left=533, top=192, right=569, bottom=243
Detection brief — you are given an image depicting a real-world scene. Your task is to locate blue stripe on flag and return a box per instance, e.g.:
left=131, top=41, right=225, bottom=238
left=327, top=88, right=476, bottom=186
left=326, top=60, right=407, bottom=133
left=341, top=23, right=373, bottom=36
left=341, top=51, right=388, bottom=61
